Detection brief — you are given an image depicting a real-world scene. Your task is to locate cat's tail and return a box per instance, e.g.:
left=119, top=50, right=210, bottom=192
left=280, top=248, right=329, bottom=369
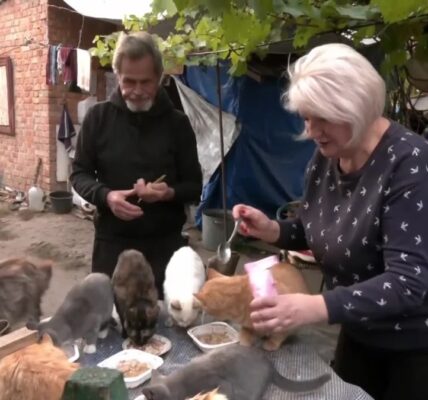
left=272, top=370, right=331, bottom=393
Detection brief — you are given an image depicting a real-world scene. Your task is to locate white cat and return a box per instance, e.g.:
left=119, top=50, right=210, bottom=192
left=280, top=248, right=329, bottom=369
left=164, top=246, right=206, bottom=328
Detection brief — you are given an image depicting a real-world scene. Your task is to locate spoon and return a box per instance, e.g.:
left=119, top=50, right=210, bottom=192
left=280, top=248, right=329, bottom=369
left=217, top=217, right=242, bottom=264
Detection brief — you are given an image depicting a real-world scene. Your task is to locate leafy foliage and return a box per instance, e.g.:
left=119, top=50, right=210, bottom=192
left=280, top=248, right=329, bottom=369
left=91, top=0, right=428, bottom=126
left=92, top=0, right=428, bottom=76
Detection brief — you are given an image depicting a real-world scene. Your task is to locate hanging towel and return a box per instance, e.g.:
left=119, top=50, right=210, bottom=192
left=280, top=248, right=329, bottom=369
left=45, top=45, right=58, bottom=85
left=57, top=47, right=77, bottom=84
left=58, top=104, right=76, bottom=153
left=77, top=49, right=92, bottom=92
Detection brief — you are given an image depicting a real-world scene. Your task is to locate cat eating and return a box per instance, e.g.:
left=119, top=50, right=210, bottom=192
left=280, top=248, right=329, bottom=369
left=164, top=246, right=206, bottom=328
left=142, top=344, right=330, bottom=400
left=112, top=249, right=160, bottom=346
left=26, top=272, right=114, bottom=354
left=0, top=334, right=79, bottom=400
left=0, top=257, right=52, bottom=332
left=194, top=261, right=309, bottom=351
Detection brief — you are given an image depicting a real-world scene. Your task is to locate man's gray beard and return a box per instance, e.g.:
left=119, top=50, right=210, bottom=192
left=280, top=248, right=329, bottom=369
left=126, top=100, right=153, bottom=112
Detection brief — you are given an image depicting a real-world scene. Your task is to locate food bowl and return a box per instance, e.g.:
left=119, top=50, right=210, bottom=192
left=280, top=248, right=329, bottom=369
left=122, top=334, right=171, bottom=356
left=97, top=349, right=163, bottom=389
left=187, top=321, right=239, bottom=353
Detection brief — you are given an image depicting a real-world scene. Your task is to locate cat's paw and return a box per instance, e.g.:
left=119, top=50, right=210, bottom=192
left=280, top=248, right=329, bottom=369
left=98, top=328, right=109, bottom=339
left=164, top=316, right=174, bottom=328
left=83, top=344, right=97, bottom=354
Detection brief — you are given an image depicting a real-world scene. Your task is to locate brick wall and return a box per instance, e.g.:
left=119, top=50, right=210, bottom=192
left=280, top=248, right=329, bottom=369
left=0, top=0, right=117, bottom=192
left=0, top=0, right=50, bottom=190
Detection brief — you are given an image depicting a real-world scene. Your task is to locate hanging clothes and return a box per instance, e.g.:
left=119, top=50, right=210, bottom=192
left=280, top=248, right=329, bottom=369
left=57, top=104, right=76, bottom=153
left=76, top=49, right=91, bottom=92
left=57, top=47, right=77, bottom=85
left=45, top=45, right=58, bottom=85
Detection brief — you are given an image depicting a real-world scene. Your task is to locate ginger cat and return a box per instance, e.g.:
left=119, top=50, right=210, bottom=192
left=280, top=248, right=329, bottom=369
left=194, top=261, right=309, bottom=351
left=0, top=334, right=79, bottom=400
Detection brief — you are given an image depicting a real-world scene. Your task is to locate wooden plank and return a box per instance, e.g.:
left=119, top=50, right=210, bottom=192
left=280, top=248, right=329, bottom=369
left=0, top=325, right=39, bottom=359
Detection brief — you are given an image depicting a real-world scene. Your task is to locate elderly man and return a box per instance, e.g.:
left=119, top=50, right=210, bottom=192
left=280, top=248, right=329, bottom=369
left=70, top=31, right=202, bottom=295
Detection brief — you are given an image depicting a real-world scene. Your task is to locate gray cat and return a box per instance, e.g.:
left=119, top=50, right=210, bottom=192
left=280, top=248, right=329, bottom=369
left=142, top=344, right=331, bottom=400
left=26, top=272, right=114, bottom=354
left=0, top=258, right=52, bottom=333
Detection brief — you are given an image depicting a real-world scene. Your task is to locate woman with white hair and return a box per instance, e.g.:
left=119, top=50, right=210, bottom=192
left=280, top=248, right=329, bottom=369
left=233, top=43, right=428, bottom=400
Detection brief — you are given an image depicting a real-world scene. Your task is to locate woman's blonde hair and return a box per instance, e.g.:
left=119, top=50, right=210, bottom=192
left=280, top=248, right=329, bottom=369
left=112, top=31, right=163, bottom=77
left=284, top=43, right=386, bottom=144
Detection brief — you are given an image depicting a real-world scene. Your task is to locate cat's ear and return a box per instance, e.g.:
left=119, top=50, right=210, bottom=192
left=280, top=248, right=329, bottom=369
left=40, top=333, right=54, bottom=345
left=170, top=299, right=182, bottom=311
left=207, top=268, right=223, bottom=280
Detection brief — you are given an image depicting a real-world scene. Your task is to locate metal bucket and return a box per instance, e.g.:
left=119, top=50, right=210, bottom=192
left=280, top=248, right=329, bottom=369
left=202, top=209, right=234, bottom=251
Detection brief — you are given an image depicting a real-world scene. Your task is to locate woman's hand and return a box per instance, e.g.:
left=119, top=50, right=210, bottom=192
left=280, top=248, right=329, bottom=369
left=232, top=204, right=280, bottom=243
left=249, top=293, right=329, bottom=333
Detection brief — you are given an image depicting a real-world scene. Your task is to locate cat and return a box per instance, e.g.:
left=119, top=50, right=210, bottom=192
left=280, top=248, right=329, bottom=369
left=187, top=388, right=227, bottom=400
left=142, top=344, right=331, bottom=400
left=0, top=257, right=52, bottom=332
left=26, top=272, right=114, bottom=354
left=0, top=334, right=79, bottom=400
left=112, top=249, right=160, bottom=346
left=194, top=261, right=309, bottom=351
left=164, top=246, right=206, bottom=328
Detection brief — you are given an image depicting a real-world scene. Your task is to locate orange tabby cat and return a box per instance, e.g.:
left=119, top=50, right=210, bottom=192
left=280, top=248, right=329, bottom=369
left=0, top=334, right=79, bottom=400
left=194, top=262, right=309, bottom=351
left=187, top=388, right=228, bottom=400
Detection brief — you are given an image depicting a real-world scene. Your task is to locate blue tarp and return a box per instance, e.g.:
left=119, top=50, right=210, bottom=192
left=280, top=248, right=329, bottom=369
left=181, top=64, right=316, bottom=227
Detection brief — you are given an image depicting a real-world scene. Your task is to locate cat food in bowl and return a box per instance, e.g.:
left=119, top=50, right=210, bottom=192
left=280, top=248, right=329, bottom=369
left=122, top=334, right=172, bottom=356
left=188, top=322, right=239, bottom=352
left=97, top=349, right=163, bottom=388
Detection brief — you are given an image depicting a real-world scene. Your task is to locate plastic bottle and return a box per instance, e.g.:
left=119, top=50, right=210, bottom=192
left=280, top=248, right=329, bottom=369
left=28, top=186, right=44, bottom=211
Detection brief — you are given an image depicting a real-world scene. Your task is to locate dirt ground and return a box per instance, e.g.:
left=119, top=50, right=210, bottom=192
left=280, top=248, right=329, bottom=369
left=0, top=204, right=93, bottom=317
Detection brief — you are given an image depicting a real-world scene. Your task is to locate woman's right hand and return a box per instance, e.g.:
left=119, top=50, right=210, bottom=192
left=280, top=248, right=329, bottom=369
left=232, top=204, right=280, bottom=243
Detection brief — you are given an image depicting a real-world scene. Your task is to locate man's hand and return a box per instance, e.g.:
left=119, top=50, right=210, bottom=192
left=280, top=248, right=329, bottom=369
left=106, top=188, right=143, bottom=221
left=134, top=178, right=174, bottom=203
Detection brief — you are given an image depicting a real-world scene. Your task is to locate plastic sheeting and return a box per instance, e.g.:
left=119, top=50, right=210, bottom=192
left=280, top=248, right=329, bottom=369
left=173, top=77, right=240, bottom=184
left=178, top=64, right=316, bottom=227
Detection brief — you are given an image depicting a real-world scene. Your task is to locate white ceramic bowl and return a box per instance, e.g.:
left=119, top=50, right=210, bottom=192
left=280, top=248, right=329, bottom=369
left=187, top=321, right=239, bottom=353
left=97, top=349, right=163, bottom=389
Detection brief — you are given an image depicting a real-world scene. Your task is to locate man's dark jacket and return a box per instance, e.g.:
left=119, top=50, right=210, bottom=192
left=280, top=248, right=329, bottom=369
left=70, top=87, right=202, bottom=239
